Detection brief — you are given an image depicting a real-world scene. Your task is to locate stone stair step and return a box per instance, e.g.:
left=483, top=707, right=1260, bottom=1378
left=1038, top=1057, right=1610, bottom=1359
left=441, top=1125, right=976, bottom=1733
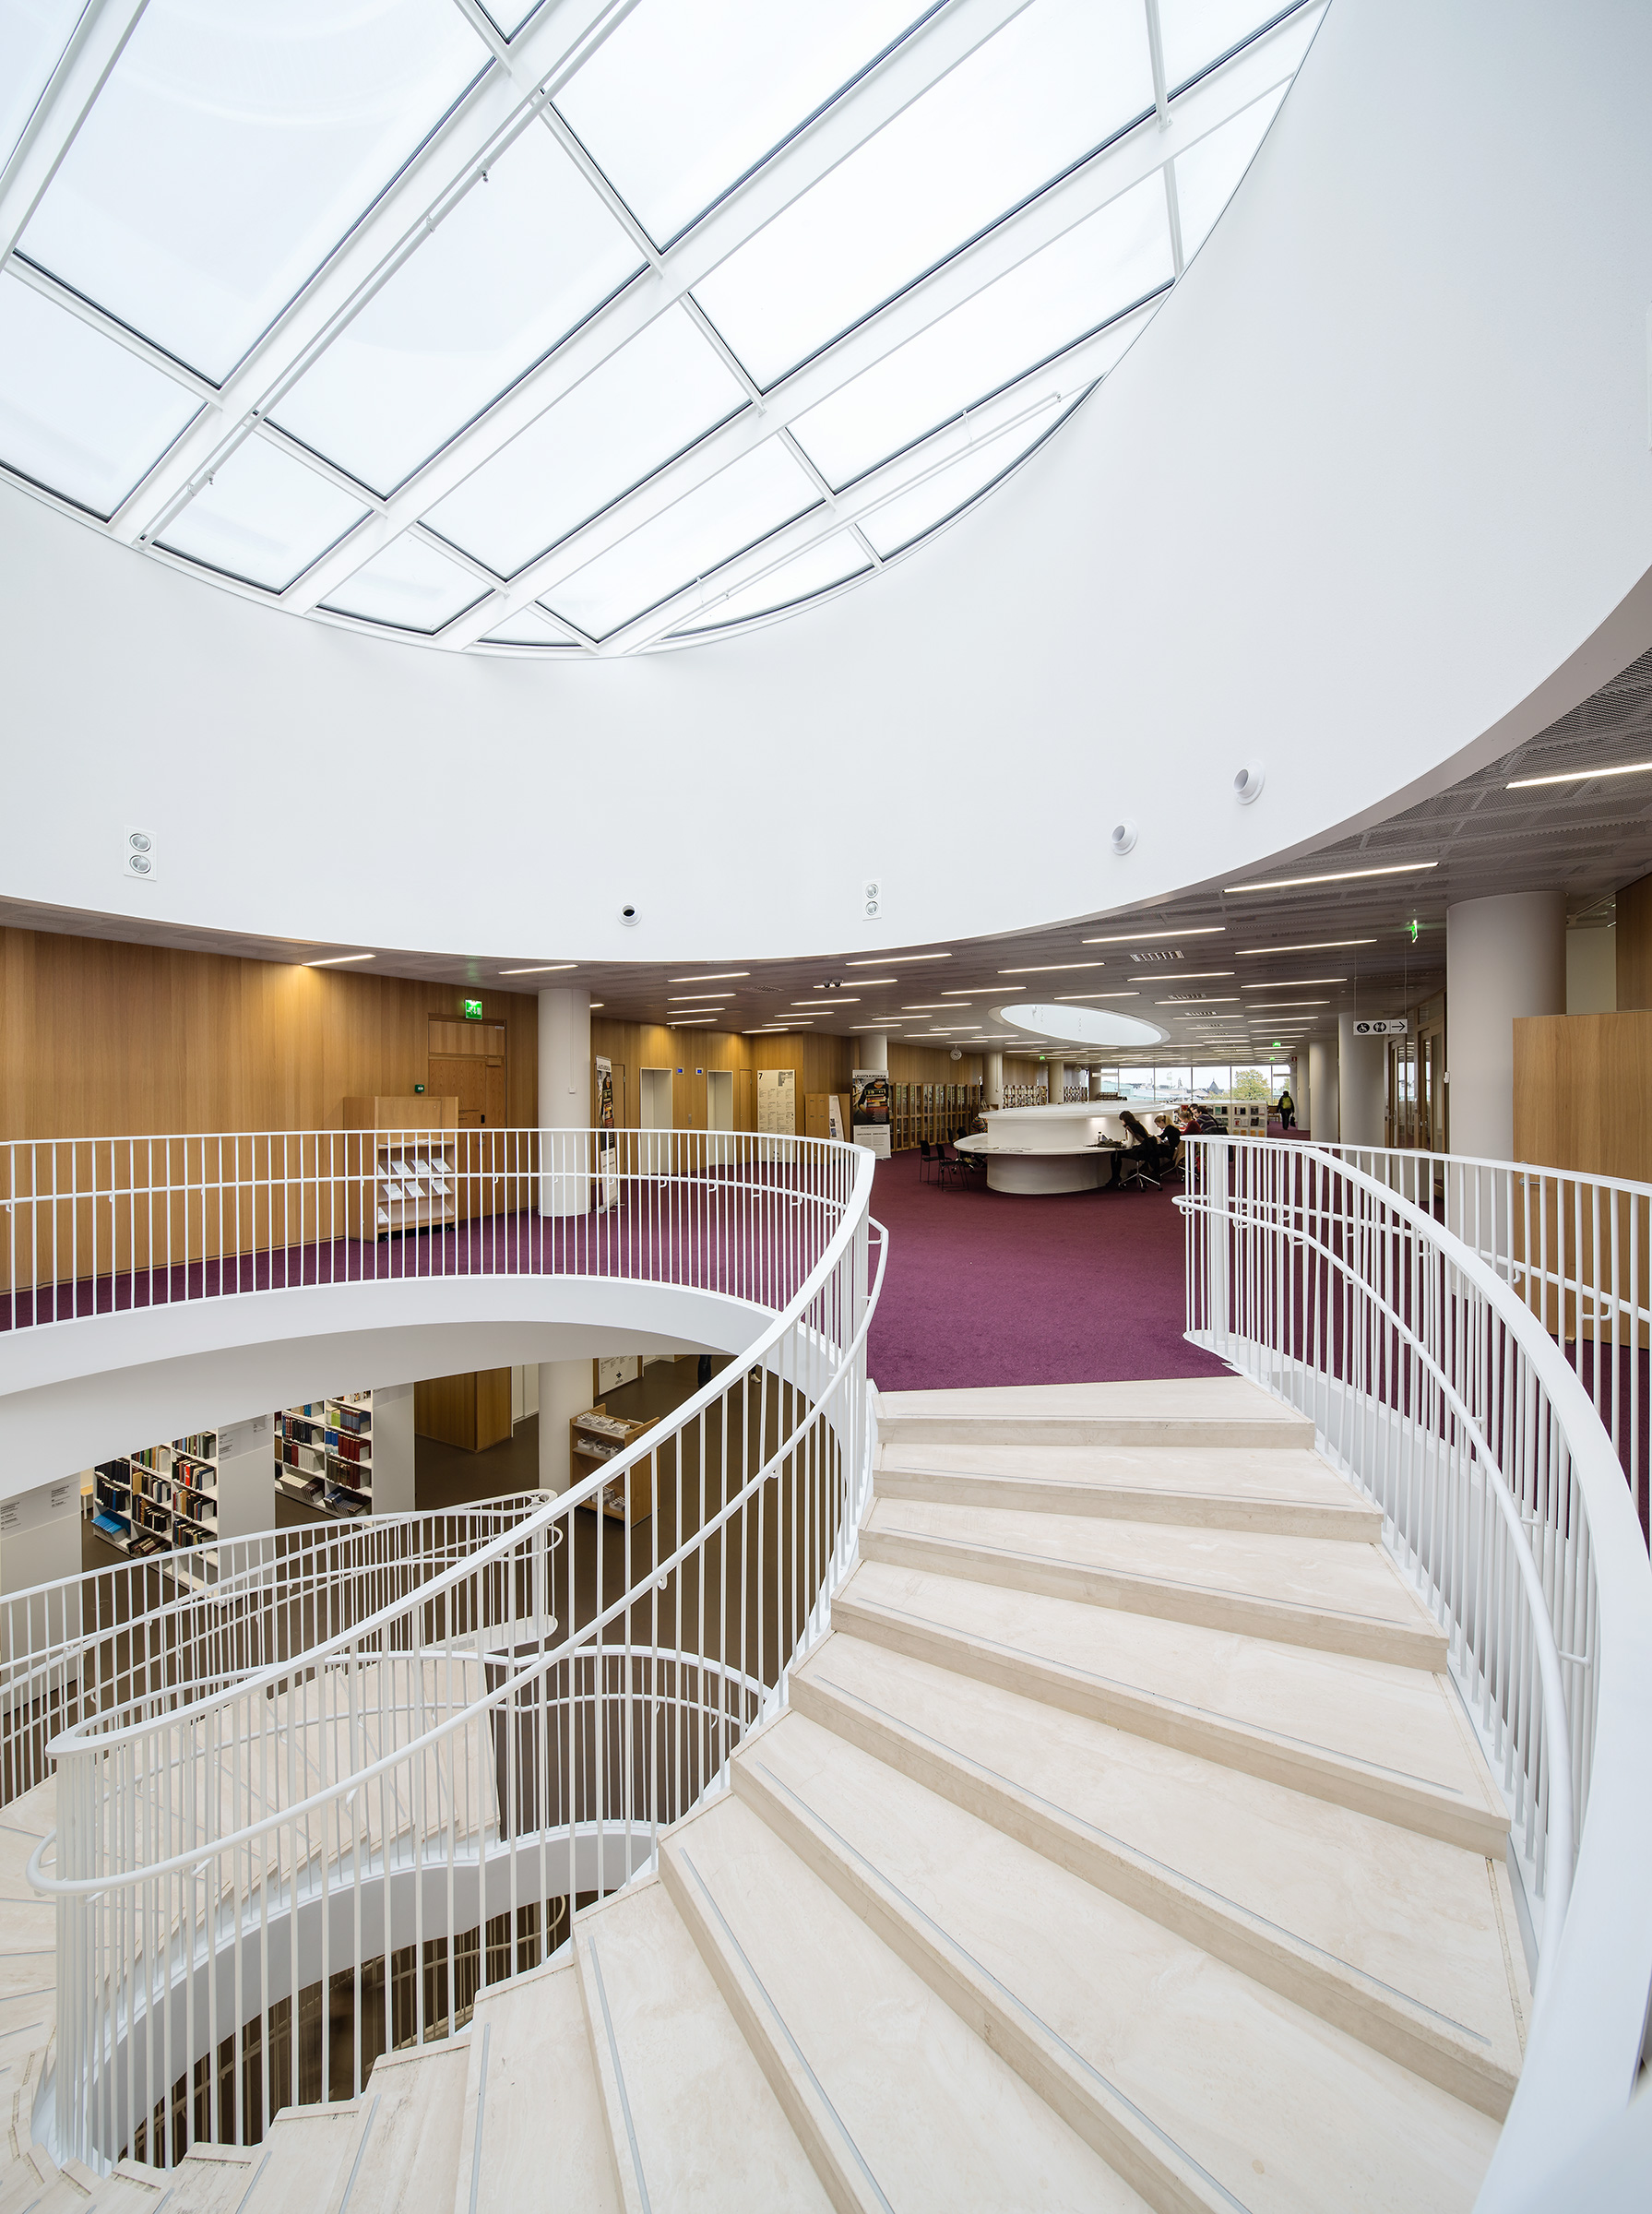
left=137, top=2145, right=266, bottom=2213
left=790, top=1636, right=1526, bottom=2113
left=834, top=1567, right=1508, bottom=1853
left=862, top=1497, right=1447, bottom=1670
left=0, top=2142, right=57, bottom=2214
left=325, top=2041, right=469, bottom=2214
left=456, top=1960, right=620, bottom=2214
left=874, top=1446, right=1383, bottom=1541
left=574, top=1879, right=833, bottom=2214
left=256, top=2104, right=370, bottom=2208
left=874, top=1378, right=1314, bottom=1451
left=660, top=1793, right=1154, bottom=2214
left=35, top=2154, right=168, bottom=2211
left=732, top=1709, right=1499, bottom=2214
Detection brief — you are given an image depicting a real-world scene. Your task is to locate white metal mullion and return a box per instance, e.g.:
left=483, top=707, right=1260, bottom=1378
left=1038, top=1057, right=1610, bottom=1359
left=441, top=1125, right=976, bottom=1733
left=848, top=522, right=885, bottom=569
left=5, top=256, right=218, bottom=403
left=435, top=24, right=1307, bottom=654
left=601, top=383, right=1073, bottom=654
left=1163, top=160, right=1186, bottom=279
left=280, top=0, right=1039, bottom=616
left=109, top=0, right=633, bottom=548
left=251, top=420, right=389, bottom=516
left=407, top=519, right=506, bottom=590
left=1143, top=0, right=1171, bottom=126
left=0, top=0, right=150, bottom=262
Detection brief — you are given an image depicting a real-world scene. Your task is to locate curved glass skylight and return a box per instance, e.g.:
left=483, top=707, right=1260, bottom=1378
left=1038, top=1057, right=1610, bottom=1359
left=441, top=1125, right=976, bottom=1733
left=0, top=0, right=1323, bottom=654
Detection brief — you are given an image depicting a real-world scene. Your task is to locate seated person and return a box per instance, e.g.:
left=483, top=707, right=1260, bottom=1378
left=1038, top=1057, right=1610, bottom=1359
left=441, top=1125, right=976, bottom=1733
left=1152, top=1114, right=1184, bottom=1172
left=1120, top=1111, right=1159, bottom=1164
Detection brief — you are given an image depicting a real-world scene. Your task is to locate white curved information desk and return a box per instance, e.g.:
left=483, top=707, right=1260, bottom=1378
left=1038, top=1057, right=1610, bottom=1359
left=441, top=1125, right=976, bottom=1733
left=955, top=1104, right=1133, bottom=1194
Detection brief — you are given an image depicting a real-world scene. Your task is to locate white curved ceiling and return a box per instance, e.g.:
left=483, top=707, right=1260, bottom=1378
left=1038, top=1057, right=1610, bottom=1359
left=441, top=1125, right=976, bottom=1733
left=0, top=0, right=1319, bottom=654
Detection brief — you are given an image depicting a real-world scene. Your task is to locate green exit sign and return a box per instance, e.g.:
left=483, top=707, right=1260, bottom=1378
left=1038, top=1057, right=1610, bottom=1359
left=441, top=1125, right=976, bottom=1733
left=463, top=997, right=483, bottom=1020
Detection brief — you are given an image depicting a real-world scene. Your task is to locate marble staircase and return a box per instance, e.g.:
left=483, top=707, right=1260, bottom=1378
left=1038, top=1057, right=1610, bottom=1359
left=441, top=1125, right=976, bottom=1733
left=3, top=1378, right=1529, bottom=2211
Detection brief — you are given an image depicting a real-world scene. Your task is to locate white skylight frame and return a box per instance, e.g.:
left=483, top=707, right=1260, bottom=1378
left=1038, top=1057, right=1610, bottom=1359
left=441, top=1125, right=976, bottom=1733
left=0, top=0, right=1325, bottom=656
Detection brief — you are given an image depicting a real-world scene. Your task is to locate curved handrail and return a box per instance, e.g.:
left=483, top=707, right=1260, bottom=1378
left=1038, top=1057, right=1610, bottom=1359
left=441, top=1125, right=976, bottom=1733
left=1180, top=1137, right=1652, bottom=2205
left=28, top=1220, right=887, bottom=1901
left=25, top=1123, right=885, bottom=2168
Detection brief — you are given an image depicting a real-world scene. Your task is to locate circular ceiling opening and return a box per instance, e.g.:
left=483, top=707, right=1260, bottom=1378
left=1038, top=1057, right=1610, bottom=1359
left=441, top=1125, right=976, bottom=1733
left=995, top=1001, right=1168, bottom=1048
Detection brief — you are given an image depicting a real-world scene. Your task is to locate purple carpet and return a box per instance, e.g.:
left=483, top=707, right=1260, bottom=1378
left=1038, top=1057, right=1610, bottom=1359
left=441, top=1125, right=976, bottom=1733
left=865, top=1149, right=1226, bottom=1394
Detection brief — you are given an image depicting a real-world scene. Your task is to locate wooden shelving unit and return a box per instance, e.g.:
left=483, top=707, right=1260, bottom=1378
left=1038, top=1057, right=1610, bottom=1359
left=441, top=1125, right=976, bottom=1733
left=275, top=1393, right=374, bottom=1518
left=90, top=1430, right=219, bottom=1577
left=571, top=1406, right=658, bottom=1522
left=343, top=1095, right=459, bottom=1240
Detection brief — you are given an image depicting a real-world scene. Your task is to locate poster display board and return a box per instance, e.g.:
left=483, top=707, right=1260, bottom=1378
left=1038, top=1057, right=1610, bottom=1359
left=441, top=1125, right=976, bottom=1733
left=851, top=1070, right=891, bottom=1159
left=595, top=1055, right=618, bottom=1209
left=757, top=1068, right=796, bottom=1136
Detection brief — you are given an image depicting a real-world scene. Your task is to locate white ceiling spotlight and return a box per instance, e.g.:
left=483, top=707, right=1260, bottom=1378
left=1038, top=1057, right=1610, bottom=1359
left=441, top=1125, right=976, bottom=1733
left=1233, top=762, right=1266, bottom=804
left=1110, top=819, right=1138, bottom=856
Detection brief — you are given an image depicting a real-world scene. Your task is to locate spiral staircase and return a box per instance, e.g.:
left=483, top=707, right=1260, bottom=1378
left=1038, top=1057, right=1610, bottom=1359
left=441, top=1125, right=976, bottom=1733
left=0, top=1377, right=1537, bottom=2213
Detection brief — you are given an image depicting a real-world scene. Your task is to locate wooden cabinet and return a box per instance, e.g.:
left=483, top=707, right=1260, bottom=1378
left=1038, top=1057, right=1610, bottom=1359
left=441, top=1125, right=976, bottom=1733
left=415, top=1369, right=512, bottom=1454
left=342, top=1095, right=458, bottom=1239
left=571, top=1406, right=658, bottom=1520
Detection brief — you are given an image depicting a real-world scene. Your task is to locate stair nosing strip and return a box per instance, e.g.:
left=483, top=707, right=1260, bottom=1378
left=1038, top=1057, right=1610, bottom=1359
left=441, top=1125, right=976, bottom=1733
left=801, top=1671, right=1490, bottom=2047
left=866, top=1526, right=1434, bottom=1635
left=467, top=2020, right=492, bottom=2214
left=336, top=2094, right=379, bottom=2214
left=749, top=1762, right=1251, bottom=2214
left=586, top=1936, right=652, bottom=2214
left=675, top=1846, right=894, bottom=2214
left=238, top=2150, right=274, bottom=2206
left=838, top=1594, right=1469, bottom=1798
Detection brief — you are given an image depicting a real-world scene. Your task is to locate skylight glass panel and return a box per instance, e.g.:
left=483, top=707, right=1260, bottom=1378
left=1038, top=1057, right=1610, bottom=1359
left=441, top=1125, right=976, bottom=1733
left=542, top=439, right=819, bottom=639
left=1172, top=85, right=1287, bottom=259
left=693, top=0, right=1154, bottom=387
left=791, top=174, right=1169, bottom=488
left=1159, top=1, right=1292, bottom=93
left=481, top=606, right=576, bottom=646
left=0, top=0, right=84, bottom=170
left=19, top=0, right=487, bottom=383
left=156, top=432, right=368, bottom=590
left=422, top=307, right=748, bottom=577
left=672, top=534, right=873, bottom=636
left=322, top=532, right=488, bottom=633
left=269, top=125, right=642, bottom=496
left=861, top=401, right=1079, bottom=559
left=0, top=273, right=200, bottom=517
left=555, top=0, right=927, bottom=246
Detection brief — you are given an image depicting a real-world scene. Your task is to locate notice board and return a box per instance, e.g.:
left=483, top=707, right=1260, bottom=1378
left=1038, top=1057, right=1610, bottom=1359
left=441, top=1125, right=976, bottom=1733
left=757, top=1068, right=796, bottom=1136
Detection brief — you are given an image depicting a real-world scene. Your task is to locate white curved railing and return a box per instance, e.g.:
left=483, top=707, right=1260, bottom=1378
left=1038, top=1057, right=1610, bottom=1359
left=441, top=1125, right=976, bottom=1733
left=1310, top=1139, right=1652, bottom=1549
left=13, top=1128, right=884, bottom=2172
left=1181, top=1137, right=1652, bottom=2206
left=1, top=1125, right=856, bottom=1328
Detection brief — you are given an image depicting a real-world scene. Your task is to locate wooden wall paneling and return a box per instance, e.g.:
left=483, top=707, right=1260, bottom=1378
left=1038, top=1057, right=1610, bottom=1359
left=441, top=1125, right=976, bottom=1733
left=1615, top=874, right=1652, bottom=1011
left=416, top=1372, right=475, bottom=1449
left=1513, top=1011, right=1652, bottom=1345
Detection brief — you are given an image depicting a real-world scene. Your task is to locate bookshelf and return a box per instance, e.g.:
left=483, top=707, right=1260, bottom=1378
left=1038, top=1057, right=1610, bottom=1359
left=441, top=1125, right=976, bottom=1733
left=342, top=1096, right=459, bottom=1240
left=275, top=1392, right=374, bottom=1518
left=571, top=1406, right=658, bottom=1521
left=90, top=1429, right=220, bottom=1577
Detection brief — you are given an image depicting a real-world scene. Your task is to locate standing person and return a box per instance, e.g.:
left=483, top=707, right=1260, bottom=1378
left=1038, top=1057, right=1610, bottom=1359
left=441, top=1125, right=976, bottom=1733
left=1278, top=1086, right=1297, bottom=1130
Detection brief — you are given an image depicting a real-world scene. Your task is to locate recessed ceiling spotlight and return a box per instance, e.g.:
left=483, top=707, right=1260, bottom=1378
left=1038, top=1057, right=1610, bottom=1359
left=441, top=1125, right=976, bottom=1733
left=1225, top=863, right=1436, bottom=892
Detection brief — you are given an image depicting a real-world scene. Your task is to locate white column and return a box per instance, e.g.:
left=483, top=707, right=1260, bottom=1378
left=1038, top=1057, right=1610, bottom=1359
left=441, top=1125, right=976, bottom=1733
left=539, top=985, right=591, bottom=1216
left=1337, top=1015, right=1386, bottom=1148
left=215, top=1411, right=276, bottom=1540
left=369, top=1384, right=415, bottom=1516
left=1309, top=1034, right=1340, bottom=1143
left=538, top=1359, right=592, bottom=1495
left=982, top=1052, right=1004, bottom=1108
left=1446, top=892, right=1566, bottom=1160
left=857, top=1031, right=888, bottom=1074
left=1292, top=1051, right=1311, bottom=1134
left=1046, top=1057, right=1065, bottom=1102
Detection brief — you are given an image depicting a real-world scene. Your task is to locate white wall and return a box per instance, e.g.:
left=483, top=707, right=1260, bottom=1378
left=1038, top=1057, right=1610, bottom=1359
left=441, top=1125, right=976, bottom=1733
left=1567, top=927, right=1617, bottom=1015
left=1, top=1476, right=82, bottom=1597
left=369, top=1383, right=415, bottom=1517
left=3, top=0, right=1649, bottom=968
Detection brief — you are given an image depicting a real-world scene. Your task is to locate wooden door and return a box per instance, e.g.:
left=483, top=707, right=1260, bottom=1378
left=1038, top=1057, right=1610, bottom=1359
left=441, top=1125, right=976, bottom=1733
left=429, top=1056, right=507, bottom=1127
